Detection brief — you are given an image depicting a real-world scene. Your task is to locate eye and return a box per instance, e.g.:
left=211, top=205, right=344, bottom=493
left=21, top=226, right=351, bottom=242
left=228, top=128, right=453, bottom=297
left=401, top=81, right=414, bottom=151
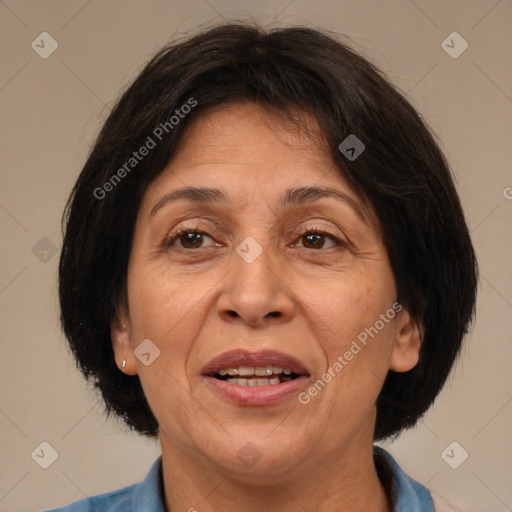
left=293, top=230, right=343, bottom=250
left=165, top=229, right=217, bottom=249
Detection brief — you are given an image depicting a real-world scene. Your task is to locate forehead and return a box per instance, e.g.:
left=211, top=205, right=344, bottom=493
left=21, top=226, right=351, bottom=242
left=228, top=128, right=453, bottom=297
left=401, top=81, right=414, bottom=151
left=148, top=102, right=346, bottom=194
left=173, top=103, right=333, bottom=173
left=139, top=102, right=376, bottom=230
left=139, top=103, right=379, bottom=233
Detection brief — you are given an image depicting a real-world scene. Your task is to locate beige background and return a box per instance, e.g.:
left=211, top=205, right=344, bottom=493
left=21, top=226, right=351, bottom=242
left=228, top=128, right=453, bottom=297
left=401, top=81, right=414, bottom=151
left=1, top=1, right=511, bottom=510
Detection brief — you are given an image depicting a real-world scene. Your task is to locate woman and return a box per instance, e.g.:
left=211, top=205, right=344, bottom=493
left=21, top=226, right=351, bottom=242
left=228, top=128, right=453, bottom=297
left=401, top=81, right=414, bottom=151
left=53, top=23, right=477, bottom=511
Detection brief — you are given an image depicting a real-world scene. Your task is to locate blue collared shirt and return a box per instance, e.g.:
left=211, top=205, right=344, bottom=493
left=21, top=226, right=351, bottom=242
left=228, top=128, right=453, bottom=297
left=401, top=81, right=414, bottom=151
left=45, top=447, right=435, bottom=511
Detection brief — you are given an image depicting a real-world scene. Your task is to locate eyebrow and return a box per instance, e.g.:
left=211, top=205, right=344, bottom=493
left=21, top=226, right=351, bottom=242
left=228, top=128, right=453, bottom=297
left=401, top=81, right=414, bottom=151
left=149, top=185, right=368, bottom=222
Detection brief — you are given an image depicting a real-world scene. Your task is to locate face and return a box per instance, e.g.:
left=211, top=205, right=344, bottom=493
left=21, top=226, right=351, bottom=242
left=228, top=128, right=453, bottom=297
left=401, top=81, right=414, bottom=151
left=112, top=102, right=420, bottom=480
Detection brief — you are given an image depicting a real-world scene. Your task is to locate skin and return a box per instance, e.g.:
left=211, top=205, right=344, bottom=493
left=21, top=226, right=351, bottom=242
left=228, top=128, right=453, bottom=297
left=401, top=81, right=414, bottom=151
left=111, top=102, right=421, bottom=512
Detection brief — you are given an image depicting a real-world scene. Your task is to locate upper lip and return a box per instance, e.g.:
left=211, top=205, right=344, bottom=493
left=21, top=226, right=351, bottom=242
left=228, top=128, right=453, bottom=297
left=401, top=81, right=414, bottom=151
left=202, top=349, right=310, bottom=376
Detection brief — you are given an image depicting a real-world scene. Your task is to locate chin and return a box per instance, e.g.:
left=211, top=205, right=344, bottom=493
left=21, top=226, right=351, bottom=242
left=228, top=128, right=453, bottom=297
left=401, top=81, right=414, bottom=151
left=202, top=430, right=312, bottom=479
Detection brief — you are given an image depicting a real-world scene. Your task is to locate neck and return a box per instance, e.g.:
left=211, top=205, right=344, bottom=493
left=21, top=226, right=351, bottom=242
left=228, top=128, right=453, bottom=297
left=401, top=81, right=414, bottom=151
left=159, top=425, right=391, bottom=512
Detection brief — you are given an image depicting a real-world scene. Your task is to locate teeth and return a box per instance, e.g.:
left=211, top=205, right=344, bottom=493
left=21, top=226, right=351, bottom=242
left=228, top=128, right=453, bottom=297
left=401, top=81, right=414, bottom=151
left=218, top=366, right=293, bottom=376
left=216, top=366, right=298, bottom=386
left=238, top=366, right=255, bottom=376
left=227, top=378, right=247, bottom=386
left=255, top=366, right=273, bottom=376
left=225, top=377, right=283, bottom=386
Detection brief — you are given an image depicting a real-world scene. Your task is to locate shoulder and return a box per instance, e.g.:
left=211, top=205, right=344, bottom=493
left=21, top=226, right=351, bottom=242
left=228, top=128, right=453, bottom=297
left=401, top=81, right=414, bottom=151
left=374, top=445, right=434, bottom=511
left=43, top=484, right=136, bottom=511
left=44, top=456, right=165, bottom=512
left=374, top=447, right=462, bottom=512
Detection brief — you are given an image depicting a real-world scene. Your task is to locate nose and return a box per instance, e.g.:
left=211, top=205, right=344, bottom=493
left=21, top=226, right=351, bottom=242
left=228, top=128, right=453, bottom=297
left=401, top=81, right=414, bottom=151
left=217, top=242, right=295, bottom=328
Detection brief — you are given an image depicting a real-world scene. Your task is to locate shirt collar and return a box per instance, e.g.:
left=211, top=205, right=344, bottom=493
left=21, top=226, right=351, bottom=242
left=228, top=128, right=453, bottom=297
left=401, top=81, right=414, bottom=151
left=131, top=455, right=166, bottom=511
left=374, top=445, right=435, bottom=511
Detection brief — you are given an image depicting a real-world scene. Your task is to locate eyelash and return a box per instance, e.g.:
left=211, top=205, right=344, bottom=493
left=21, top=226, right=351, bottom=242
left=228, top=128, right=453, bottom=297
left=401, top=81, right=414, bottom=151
left=163, top=224, right=345, bottom=250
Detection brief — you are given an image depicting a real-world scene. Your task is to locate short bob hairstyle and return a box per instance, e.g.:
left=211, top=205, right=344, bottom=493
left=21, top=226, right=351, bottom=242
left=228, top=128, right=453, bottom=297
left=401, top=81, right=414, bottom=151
left=59, top=23, right=478, bottom=441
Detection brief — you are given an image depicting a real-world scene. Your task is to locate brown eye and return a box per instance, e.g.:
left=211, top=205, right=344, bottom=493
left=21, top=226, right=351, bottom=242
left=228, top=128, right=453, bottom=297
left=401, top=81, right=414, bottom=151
left=166, top=230, right=216, bottom=250
left=302, top=233, right=325, bottom=249
left=179, top=232, right=205, bottom=248
left=298, top=231, right=340, bottom=249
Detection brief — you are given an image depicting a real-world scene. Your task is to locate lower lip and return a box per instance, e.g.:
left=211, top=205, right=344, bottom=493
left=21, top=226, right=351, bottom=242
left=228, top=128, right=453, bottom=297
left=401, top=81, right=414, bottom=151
left=204, top=376, right=309, bottom=406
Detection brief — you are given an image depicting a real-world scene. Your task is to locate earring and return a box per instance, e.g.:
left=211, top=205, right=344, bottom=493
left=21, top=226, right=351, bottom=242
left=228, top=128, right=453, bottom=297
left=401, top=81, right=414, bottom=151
left=122, top=360, right=126, bottom=369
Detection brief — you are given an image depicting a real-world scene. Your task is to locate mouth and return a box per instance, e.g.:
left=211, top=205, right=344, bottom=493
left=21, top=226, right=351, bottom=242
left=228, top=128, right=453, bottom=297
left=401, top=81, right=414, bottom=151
left=201, top=349, right=310, bottom=405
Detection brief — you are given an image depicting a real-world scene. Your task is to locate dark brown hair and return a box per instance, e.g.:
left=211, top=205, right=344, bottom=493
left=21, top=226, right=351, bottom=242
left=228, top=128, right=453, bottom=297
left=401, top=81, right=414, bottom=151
left=59, top=22, right=478, bottom=440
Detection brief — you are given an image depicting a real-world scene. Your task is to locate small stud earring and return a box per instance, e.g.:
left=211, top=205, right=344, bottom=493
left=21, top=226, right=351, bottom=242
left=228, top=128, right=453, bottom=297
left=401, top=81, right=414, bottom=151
left=122, top=360, right=126, bottom=369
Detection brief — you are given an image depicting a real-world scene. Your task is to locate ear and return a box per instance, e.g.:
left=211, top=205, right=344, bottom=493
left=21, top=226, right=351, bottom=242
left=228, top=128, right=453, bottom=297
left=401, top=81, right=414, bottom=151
left=389, top=309, right=422, bottom=372
left=110, top=301, right=138, bottom=376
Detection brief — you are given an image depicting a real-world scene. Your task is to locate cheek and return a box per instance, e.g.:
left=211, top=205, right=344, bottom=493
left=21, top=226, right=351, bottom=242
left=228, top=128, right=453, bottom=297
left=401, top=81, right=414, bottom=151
left=301, top=268, right=396, bottom=350
left=298, top=266, right=397, bottom=403
left=126, top=264, right=213, bottom=373
left=124, top=267, right=210, bottom=428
